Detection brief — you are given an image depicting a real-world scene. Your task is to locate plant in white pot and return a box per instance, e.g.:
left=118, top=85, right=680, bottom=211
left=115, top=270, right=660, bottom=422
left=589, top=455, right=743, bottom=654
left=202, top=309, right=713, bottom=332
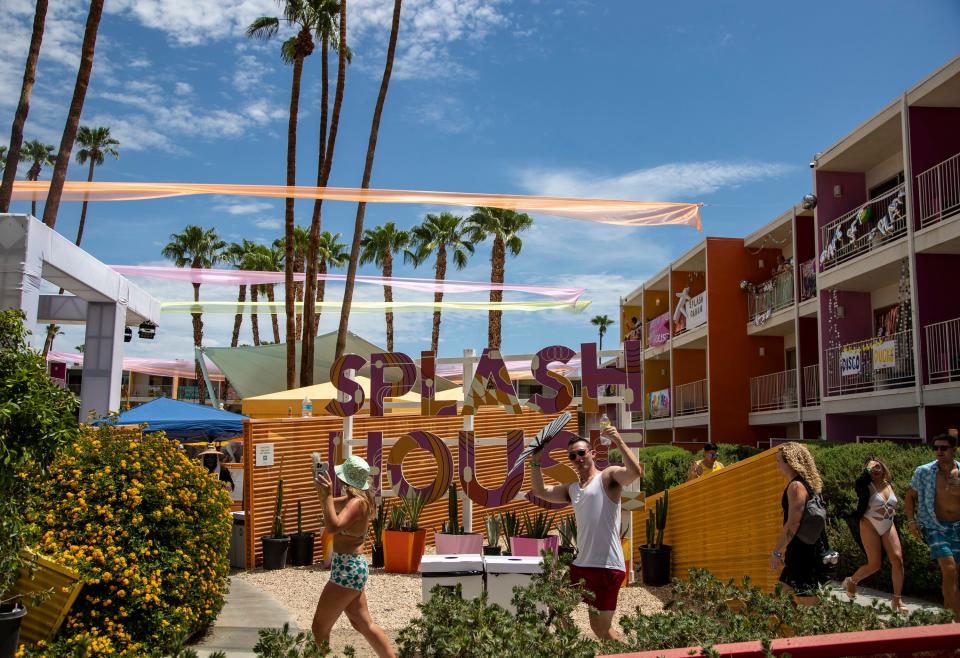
left=434, top=484, right=483, bottom=554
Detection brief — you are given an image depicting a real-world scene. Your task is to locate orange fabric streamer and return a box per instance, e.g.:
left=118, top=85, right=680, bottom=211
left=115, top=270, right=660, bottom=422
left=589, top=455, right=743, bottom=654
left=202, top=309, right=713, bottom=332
left=11, top=180, right=702, bottom=229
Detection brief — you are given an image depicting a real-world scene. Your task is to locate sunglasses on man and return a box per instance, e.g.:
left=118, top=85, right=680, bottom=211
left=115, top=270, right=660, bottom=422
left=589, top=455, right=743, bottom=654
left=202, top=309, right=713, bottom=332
left=934, top=444, right=954, bottom=453
left=568, top=449, right=588, bottom=461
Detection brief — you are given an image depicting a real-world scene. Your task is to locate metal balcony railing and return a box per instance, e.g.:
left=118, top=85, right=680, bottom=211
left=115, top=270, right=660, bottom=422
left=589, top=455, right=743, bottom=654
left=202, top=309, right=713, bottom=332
left=799, top=259, right=817, bottom=301
left=802, top=364, right=820, bottom=407
left=825, top=329, right=915, bottom=396
left=819, top=184, right=907, bottom=271
left=917, top=152, right=960, bottom=228
left=748, top=270, right=794, bottom=323
left=674, top=379, right=708, bottom=416
left=126, top=384, right=174, bottom=399
left=750, top=369, right=798, bottom=412
left=925, top=317, right=960, bottom=384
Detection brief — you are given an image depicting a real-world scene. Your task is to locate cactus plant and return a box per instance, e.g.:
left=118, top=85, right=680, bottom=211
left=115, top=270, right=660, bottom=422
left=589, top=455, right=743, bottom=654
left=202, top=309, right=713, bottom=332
left=645, top=489, right=669, bottom=548
left=441, top=483, right=463, bottom=535
left=271, top=478, right=284, bottom=538
left=485, top=514, right=501, bottom=548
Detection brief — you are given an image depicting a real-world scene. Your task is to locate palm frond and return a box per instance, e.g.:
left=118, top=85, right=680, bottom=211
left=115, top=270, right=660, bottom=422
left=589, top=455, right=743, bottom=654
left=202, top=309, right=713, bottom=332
left=246, top=15, right=280, bottom=39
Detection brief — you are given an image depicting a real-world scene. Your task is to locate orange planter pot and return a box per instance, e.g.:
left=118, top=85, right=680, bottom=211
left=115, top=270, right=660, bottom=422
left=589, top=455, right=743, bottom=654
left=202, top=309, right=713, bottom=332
left=383, top=529, right=427, bottom=574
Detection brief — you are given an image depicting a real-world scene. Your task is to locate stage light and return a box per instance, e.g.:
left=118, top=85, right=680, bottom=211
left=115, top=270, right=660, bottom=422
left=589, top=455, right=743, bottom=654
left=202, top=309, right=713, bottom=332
left=138, top=321, right=157, bottom=339
left=124, top=327, right=132, bottom=343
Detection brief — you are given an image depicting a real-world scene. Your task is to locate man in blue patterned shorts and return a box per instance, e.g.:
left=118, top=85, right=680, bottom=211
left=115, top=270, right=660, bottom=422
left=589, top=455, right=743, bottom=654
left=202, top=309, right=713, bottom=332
left=905, top=434, right=960, bottom=621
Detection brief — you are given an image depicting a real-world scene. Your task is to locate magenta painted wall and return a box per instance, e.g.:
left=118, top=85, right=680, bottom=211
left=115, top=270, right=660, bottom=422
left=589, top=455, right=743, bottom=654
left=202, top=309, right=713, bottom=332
left=815, top=171, right=867, bottom=229
left=909, top=107, right=960, bottom=230
left=915, top=253, right=960, bottom=382
left=795, top=215, right=816, bottom=263
left=798, top=318, right=819, bottom=368
left=925, top=406, right=959, bottom=441
left=825, top=413, right=877, bottom=442
left=820, top=290, right=873, bottom=351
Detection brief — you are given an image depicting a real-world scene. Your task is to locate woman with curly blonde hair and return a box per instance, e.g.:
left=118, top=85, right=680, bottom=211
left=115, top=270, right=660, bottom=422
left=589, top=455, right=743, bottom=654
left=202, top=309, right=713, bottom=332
left=770, top=442, right=829, bottom=601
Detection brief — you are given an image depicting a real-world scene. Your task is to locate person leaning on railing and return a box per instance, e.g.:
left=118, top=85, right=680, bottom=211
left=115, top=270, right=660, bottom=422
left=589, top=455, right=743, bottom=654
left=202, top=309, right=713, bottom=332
left=687, top=443, right=724, bottom=481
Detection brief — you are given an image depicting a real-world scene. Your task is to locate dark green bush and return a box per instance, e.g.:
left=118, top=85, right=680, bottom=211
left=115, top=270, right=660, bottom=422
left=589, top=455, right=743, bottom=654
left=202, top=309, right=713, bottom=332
left=638, top=444, right=760, bottom=494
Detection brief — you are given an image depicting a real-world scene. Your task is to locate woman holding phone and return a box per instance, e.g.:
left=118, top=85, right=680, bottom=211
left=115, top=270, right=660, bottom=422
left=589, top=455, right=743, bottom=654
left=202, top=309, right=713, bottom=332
left=313, top=455, right=396, bottom=657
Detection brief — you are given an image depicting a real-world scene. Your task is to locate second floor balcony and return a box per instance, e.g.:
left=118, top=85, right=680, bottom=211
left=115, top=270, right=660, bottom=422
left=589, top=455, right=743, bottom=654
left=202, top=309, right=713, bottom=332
left=675, top=379, right=708, bottom=416
left=925, top=316, right=960, bottom=384
left=825, top=329, right=915, bottom=396
left=750, top=369, right=797, bottom=412
left=799, top=259, right=817, bottom=302
left=820, top=184, right=907, bottom=272
left=748, top=269, right=794, bottom=323
left=917, top=151, right=960, bottom=229
left=803, top=364, right=821, bottom=406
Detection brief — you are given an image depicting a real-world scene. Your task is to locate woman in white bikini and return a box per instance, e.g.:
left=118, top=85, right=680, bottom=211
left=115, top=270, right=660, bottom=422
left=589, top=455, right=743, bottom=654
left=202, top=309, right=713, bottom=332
left=845, top=456, right=905, bottom=611
left=313, top=455, right=396, bottom=657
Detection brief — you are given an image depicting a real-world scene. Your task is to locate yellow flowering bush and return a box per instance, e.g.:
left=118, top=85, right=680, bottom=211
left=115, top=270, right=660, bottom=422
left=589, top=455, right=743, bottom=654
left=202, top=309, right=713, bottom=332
left=29, top=425, right=231, bottom=656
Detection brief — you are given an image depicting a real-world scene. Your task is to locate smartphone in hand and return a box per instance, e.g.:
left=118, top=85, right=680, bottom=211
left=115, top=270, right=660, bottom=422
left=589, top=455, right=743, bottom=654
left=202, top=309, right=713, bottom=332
left=312, top=452, right=328, bottom=479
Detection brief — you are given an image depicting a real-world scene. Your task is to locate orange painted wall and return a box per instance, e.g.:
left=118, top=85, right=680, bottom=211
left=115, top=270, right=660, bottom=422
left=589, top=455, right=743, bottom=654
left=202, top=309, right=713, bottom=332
left=670, top=269, right=706, bottom=325
left=673, top=348, right=706, bottom=386
left=645, top=428, right=672, bottom=445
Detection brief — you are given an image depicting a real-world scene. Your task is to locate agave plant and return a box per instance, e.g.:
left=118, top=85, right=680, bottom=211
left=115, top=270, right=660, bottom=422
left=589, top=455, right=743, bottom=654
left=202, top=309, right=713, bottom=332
left=399, top=490, right=428, bottom=531
left=557, top=514, right=577, bottom=548
left=371, top=499, right=386, bottom=546
left=387, top=502, right=406, bottom=532
left=499, top=510, right=521, bottom=540
left=522, top=510, right=556, bottom=539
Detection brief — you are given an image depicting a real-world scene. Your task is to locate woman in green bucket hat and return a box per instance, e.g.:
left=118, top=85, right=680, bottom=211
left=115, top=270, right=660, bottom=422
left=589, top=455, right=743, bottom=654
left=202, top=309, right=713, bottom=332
left=313, top=455, right=395, bottom=657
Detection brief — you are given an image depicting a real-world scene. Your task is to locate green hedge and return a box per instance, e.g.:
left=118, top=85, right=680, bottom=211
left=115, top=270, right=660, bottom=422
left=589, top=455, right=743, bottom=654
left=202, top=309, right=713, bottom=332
left=638, top=443, right=760, bottom=494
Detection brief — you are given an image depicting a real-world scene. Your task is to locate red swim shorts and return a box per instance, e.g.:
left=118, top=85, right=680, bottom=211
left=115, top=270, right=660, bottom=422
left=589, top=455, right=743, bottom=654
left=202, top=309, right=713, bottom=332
left=568, top=564, right=625, bottom=611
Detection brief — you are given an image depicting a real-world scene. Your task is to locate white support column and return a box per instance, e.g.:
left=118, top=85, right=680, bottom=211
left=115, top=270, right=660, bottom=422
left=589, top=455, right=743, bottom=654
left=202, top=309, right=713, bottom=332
left=80, top=301, right=126, bottom=420
left=342, top=368, right=355, bottom=459
left=0, top=215, right=42, bottom=325
left=462, top=348, right=475, bottom=532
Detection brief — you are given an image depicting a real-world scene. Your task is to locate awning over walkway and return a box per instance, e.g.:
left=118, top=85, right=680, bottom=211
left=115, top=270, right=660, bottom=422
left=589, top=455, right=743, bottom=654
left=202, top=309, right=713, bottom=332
left=94, top=396, right=248, bottom=439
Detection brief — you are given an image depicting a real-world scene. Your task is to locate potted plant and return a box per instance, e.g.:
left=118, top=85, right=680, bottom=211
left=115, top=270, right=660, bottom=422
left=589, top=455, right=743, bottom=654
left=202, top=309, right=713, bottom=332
left=261, top=477, right=290, bottom=570
left=639, top=490, right=671, bottom=586
left=483, top=514, right=502, bottom=556
left=498, top=511, right=521, bottom=556
left=371, top=500, right=386, bottom=569
left=383, top=491, right=428, bottom=573
left=510, top=510, right=558, bottom=557
left=557, top=514, right=577, bottom=558
left=288, top=500, right=315, bottom=566
left=434, top=484, right=483, bottom=554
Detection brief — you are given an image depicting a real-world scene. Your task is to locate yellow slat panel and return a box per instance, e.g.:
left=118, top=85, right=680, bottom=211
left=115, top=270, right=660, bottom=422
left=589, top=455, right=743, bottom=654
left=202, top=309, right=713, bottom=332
left=12, top=553, right=84, bottom=644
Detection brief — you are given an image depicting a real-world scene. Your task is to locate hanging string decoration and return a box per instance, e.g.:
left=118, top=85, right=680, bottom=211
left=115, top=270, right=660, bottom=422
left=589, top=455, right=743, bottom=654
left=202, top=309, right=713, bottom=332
left=819, top=189, right=905, bottom=266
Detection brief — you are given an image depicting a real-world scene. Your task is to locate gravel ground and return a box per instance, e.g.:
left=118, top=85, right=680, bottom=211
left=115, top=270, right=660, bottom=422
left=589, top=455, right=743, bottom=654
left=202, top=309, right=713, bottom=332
left=235, top=555, right=670, bottom=658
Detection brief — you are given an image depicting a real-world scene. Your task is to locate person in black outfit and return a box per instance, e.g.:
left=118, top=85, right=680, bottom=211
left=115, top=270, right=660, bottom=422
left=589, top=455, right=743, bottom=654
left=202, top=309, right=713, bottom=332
left=770, top=442, right=829, bottom=602
left=199, top=443, right=235, bottom=493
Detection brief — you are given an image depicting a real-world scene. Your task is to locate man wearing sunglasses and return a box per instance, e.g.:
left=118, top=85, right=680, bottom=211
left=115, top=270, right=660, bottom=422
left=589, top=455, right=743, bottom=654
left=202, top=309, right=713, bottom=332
left=686, top=442, right=724, bottom=482
left=904, top=434, right=960, bottom=621
left=528, top=426, right=643, bottom=640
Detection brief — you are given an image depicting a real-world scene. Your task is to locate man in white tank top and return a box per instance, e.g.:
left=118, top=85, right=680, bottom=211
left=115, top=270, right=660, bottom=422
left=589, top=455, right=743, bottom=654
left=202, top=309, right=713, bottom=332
left=529, top=426, right=643, bottom=640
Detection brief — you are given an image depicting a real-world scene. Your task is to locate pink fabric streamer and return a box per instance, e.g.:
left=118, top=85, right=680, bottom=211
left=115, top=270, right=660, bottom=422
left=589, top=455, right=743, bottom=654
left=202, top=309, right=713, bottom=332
left=110, top=265, right=585, bottom=302
left=47, top=351, right=225, bottom=379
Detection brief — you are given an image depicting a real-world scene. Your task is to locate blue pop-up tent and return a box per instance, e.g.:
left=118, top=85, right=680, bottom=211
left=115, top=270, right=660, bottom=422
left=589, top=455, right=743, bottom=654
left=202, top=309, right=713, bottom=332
left=96, top=397, right=248, bottom=440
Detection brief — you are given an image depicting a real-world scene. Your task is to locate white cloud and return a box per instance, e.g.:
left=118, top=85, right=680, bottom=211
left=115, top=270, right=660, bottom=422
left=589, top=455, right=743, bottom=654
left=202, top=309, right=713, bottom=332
left=253, top=218, right=282, bottom=230
left=517, top=160, right=794, bottom=202
left=174, top=81, right=193, bottom=95
left=407, top=95, right=473, bottom=134
left=215, top=200, right=275, bottom=215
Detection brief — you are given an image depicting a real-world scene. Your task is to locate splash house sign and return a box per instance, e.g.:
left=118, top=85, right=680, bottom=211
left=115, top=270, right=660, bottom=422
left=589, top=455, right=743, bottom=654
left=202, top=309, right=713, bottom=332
left=315, top=341, right=644, bottom=509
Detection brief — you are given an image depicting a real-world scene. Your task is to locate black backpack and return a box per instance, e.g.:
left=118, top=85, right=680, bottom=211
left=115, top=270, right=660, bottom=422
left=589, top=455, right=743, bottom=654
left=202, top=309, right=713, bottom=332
left=796, top=479, right=827, bottom=545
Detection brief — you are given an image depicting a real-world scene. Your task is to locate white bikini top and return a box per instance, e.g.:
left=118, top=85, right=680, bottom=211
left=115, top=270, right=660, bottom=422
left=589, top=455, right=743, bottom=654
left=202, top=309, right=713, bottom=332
left=867, top=484, right=897, bottom=520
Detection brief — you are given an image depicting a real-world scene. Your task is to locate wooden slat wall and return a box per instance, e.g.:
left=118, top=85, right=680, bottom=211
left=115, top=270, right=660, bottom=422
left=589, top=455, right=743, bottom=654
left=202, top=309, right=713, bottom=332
left=633, top=448, right=784, bottom=591
left=244, top=408, right=579, bottom=568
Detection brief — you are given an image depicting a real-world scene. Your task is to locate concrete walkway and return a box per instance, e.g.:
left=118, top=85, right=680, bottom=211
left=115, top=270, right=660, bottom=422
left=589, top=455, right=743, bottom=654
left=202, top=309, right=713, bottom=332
left=192, top=577, right=300, bottom=658
left=824, top=580, right=944, bottom=615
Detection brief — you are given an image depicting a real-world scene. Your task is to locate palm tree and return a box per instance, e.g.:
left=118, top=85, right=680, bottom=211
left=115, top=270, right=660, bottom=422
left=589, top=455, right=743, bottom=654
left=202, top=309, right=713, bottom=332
left=275, top=226, right=310, bottom=339
left=41, top=324, right=63, bottom=358
left=225, top=240, right=257, bottom=347
left=247, top=0, right=322, bottom=389
left=334, top=0, right=403, bottom=360
left=0, top=0, right=47, bottom=213
left=22, top=139, right=54, bottom=216
left=161, top=226, right=226, bottom=404
left=72, top=126, right=119, bottom=246
left=465, top=207, right=533, bottom=350
left=313, top=230, right=348, bottom=336
left=359, top=222, right=409, bottom=351
left=246, top=243, right=285, bottom=344
left=406, top=212, right=474, bottom=354
left=0, top=146, right=6, bottom=174
left=591, top=314, right=615, bottom=351
left=301, top=0, right=348, bottom=385
left=41, top=0, right=106, bottom=230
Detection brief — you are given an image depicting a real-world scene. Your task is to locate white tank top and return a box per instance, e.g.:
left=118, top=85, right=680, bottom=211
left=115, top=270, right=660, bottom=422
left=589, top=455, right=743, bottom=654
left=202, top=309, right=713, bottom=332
left=567, top=473, right=625, bottom=571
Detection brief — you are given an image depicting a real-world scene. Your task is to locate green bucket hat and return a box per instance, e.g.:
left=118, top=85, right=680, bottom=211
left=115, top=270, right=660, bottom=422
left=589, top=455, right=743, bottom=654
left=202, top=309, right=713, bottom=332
left=335, top=455, right=375, bottom=491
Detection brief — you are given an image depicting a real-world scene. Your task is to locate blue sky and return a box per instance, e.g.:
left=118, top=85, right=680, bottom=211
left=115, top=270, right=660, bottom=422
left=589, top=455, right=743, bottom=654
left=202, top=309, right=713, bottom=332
left=1, top=0, right=958, bottom=360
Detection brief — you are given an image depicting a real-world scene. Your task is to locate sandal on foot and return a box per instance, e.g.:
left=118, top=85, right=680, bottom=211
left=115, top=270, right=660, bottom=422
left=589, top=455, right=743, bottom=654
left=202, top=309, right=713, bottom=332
left=843, top=577, right=857, bottom=600
left=891, top=597, right=907, bottom=613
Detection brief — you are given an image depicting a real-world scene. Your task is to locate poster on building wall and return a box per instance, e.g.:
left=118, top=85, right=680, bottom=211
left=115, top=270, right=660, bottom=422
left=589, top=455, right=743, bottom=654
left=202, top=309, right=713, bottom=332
left=622, top=304, right=643, bottom=342
left=648, top=312, right=670, bottom=347
left=686, top=291, right=707, bottom=329
left=49, top=362, right=67, bottom=388
left=840, top=348, right=861, bottom=376
left=873, top=340, right=896, bottom=370
left=648, top=388, right=671, bottom=418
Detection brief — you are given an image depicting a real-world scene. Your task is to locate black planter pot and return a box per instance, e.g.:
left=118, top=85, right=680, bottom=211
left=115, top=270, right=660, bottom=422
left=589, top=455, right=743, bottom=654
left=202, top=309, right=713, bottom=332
left=0, top=602, right=27, bottom=658
left=372, top=544, right=385, bottom=569
left=639, top=544, right=672, bottom=586
left=289, top=532, right=315, bottom=566
left=482, top=545, right=502, bottom=556
left=261, top=535, right=291, bottom=570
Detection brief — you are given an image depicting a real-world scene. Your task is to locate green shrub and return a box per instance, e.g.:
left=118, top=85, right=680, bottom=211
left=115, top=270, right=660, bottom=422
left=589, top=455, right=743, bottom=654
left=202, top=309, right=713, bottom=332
left=29, top=425, right=232, bottom=656
left=637, top=444, right=760, bottom=494
left=0, top=309, right=79, bottom=596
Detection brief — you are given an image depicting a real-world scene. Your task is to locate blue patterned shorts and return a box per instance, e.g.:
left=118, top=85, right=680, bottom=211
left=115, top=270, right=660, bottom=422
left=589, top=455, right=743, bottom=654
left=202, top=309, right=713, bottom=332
left=330, top=553, right=369, bottom=591
left=924, top=520, right=960, bottom=562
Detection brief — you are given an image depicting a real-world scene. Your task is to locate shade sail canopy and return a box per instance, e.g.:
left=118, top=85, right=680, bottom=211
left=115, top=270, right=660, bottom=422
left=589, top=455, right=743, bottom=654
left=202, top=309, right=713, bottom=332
left=242, top=375, right=462, bottom=418
left=202, top=331, right=459, bottom=399
left=95, top=397, right=248, bottom=440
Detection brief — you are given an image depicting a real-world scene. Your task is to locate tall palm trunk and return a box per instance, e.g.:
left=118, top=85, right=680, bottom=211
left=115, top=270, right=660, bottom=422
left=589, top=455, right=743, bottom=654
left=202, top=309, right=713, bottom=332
left=74, top=157, right=97, bottom=245
left=231, top=285, right=247, bottom=347
left=27, top=165, right=40, bottom=216
left=383, top=251, right=395, bottom=351
left=192, top=281, right=206, bottom=405
left=0, top=0, right=47, bottom=212
left=431, top=246, right=447, bottom=354
left=251, top=286, right=262, bottom=346
left=294, top=252, right=304, bottom=340
left=283, top=27, right=313, bottom=389
left=267, top=284, right=281, bottom=344
left=314, top=260, right=328, bottom=337
left=335, top=0, right=402, bottom=360
left=302, top=1, right=347, bottom=384
left=42, top=0, right=104, bottom=229
left=488, top=236, right=505, bottom=349
left=42, top=326, right=56, bottom=356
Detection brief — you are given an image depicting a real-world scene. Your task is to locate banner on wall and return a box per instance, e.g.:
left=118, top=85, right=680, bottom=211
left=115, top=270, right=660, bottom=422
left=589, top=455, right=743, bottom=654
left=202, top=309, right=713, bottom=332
left=686, top=292, right=707, bottom=329
left=622, top=305, right=643, bottom=342
left=648, top=388, right=671, bottom=418
left=840, top=348, right=861, bottom=376
left=648, top=312, right=670, bottom=347
left=872, top=340, right=896, bottom=370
